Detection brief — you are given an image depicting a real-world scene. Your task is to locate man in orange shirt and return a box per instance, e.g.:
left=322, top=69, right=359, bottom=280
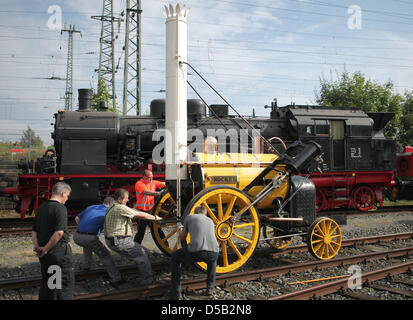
left=134, top=169, right=166, bottom=243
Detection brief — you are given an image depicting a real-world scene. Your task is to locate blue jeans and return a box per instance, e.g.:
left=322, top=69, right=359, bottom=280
left=171, top=248, right=219, bottom=293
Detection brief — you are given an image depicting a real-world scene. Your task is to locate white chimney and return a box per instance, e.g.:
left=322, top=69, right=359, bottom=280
left=164, top=4, right=189, bottom=181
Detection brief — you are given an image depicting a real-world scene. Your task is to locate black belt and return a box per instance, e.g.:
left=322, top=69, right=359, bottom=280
left=76, top=231, right=98, bottom=236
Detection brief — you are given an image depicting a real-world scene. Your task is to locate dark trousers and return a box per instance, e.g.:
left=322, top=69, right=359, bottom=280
left=134, top=217, right=166, bottom=244
left=105, top=236, right=152, bottom=280
left=38, top=242, right=74, bottom=300
left=134, top=219, right=149, bottom=244
left=171, top=247, right=218, bottom=294
left=73, top=232, right=121, bottom=282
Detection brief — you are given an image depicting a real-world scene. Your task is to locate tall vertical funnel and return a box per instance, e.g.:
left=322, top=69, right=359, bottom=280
left=164, top=4, right=189, bottom=181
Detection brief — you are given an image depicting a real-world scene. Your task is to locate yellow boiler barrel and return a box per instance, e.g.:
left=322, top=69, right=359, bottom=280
left=192, top=152, right=289, bottom=209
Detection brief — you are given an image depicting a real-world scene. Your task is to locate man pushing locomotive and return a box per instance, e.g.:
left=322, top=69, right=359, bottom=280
left=134, top=169, right=166, bottom=244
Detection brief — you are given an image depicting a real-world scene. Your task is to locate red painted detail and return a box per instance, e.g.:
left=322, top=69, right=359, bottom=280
left=374, top=188, right=384, bottom=208
left=309, top=171, right=393, bottom=212
left=18, top=173, right=165, bottom=179
left=1, top=187, right=18, bottom=195
left=396, top=146, right=413, bottom=177
left=352, top=185, right=376, bottom=211
left=14, top=171, right=166, bottom=219
left=20, top=196, right=33, bottom=220
left=315, top=189, right=326, bottom=213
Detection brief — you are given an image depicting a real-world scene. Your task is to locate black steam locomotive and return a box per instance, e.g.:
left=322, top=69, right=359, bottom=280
left=33, top=90, right=396, bottom=176
left=5, top=88, right=411, bottom=217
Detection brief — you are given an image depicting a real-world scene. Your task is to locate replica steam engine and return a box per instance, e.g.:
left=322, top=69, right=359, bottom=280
left=3, top=2, right=413, bottom=274
left=149, top=4, right=341, bottom=274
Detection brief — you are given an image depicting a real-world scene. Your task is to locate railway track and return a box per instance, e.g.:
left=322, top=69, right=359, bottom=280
left=1, top=204, right=412, bottom=238
left=0, top=225, right=78, bottom=237
left=270, top=260, right=413, bottom=300
left=319, top=204, right=413, bottom=217
left=72, top=245, right=413, bottom=300
left=1, top=232, right=412, bottom=298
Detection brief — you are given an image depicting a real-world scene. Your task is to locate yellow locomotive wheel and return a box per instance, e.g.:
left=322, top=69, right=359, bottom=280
left=307, top=217, right=342, bottom=260
left=150, top=191, right=180, bottom=255
left=182, top=185, right=260, bottom=274
left=262, top=226, right=293, bottom=250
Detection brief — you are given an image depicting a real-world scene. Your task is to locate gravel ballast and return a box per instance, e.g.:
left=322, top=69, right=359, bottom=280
left=1, top=211, right=412, bottom=300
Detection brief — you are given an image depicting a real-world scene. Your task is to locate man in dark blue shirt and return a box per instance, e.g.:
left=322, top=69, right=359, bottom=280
left=73, top=196, right=124, bottom=288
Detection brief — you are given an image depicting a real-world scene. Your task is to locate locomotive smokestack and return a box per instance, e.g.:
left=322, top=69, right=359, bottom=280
left=164, top=3, right=189, bottom=180
left=78, top=89, right=93, bottom=112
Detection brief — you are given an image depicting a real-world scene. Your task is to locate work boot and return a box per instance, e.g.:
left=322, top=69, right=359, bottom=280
left=206, top=288, right=216, bottom=296
left=136, top=276, right=153, bottom=286
left=166, top=289, right=182, bottom=300
left=111, top=278, right=126, bottom=289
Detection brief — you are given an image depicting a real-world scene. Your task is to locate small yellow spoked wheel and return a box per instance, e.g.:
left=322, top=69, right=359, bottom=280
left=183, top=185, right=260, bottom=274
left=262, top=226, right=293, bottom=250
left=307, top=217, right=342, bottom=260
left=150, top=191, right=180, bottom=255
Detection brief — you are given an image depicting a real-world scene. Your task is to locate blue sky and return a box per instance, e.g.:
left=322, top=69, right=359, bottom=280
left=0, top=0, right=412, bottom=146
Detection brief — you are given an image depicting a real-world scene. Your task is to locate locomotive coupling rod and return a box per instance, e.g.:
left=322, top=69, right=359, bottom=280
left=266, top=217, right=304, bottom=222
left=261, top=232, right=306, bottom=242
left=238, top=173, right=288, bottom=217
left=253, top=172, right=287, bottom=201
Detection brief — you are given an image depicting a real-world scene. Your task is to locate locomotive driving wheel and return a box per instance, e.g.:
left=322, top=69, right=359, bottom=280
left=307, top=217, right=342, bottom=260
left=150, top=191, right=179, bottom=255
left=183, top=185, right=260, bottom=274
left=352, top=185, right=375, bottom=211
left=262, top=225, right=293, bottom=250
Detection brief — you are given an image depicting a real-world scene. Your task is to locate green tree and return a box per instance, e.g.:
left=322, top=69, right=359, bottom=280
left=399, top=90, right=413, bottom=146
left=91, top=77, right=118, bottom=113
left=20, top=126, right=44, bottom=148
left=315, top=70, right=403, bottom=139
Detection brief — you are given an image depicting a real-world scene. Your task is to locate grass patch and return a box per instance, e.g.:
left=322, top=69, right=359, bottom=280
left=383, top=200, right=413, bottom=207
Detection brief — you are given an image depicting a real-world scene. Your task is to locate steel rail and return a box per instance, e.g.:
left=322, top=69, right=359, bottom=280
left=1, top=232, right=412, bottom=291
left=269, top=260, right=413, bottom=300
left=0, top=225, right=77, bottom=237
left=73, top=246, right=413, bottom=300
left=319, top=205, right=413, bottom=217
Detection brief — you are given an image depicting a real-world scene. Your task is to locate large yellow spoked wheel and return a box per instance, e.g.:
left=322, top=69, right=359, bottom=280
left=307, top=217, right=342, bottom=260
left=150, top=191, right=180, bottom=255
left=182, top=185, right=260, bottom=274
left=262, top=225, right=293, bottom=250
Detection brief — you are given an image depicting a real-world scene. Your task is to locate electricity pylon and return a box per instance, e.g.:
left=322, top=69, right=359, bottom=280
left=61, top=24, right=81, bottom=111
left=122, top=0, right=142, bottom=115
left=92, top=0, right=121, bottom=110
